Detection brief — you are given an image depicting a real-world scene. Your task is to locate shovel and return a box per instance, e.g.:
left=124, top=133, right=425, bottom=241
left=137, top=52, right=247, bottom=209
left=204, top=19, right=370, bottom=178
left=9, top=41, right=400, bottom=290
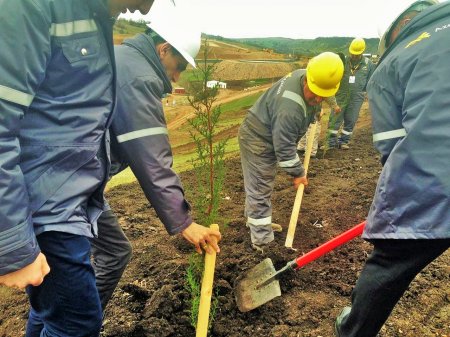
left=235, top=221, right=366, bottom=312
left=285, top=122, right=317, bottom=248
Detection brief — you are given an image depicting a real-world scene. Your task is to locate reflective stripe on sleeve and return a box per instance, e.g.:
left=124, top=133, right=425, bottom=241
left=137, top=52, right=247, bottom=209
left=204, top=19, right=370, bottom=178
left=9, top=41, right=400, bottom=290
left=341, top=129, right=352, bottom=135
left=247, top=216, right=272, bottom=226
left=279, top=153, right=300, bottom=168
left=328, top=129, right=339, bottom=134
left=0, top=84, right=34, bottom=107
left=50, top=19, right=98, bottom=37
left=282, top=91, right=307, bottom=117
left=373, top=128, right=406, bottom=142
left=117, top=127, right=168, bottom=143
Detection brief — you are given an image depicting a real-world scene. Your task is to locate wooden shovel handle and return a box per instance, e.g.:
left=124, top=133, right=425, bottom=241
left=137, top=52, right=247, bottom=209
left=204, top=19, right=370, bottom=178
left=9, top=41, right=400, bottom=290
left=302, top=122, right=317, bottom=174
left=196, top=224, right=219, bottom=337
left=285, top=122, right=317, bottom=248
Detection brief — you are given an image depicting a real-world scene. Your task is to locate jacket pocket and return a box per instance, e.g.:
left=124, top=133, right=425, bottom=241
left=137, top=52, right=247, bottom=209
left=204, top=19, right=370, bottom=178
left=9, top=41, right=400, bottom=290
left=61, top=35, right=100, bottom=64
left=21, top=144, right=99, bottom=213
left=370, top=168, right=396, bottom=230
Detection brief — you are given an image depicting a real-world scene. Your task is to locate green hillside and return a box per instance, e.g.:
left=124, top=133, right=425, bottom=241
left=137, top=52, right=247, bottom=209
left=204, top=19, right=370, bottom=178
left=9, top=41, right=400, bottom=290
left=205, top=35, right=379, bottom=56
left=113, top=20, right=379, bottom=56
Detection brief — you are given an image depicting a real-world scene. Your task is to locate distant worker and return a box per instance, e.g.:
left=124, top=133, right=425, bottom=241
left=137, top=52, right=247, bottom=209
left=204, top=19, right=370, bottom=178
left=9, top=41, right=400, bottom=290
left=91, top=1, right=221, bottom=312
left=297, top=96, right=340, bottom=158
left=323, top=38, right=375, bottom=150
left=335, top=1, right=450, bottom=336
left=238, top=52, right=344, bottom=252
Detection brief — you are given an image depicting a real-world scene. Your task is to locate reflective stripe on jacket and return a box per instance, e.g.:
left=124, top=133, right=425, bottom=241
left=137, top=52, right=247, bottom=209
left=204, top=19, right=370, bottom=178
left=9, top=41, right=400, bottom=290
left=239, top=69, right=319, bottom=177
left=0, top=0, right=115, bottom=275
left=365, top=2, right=450, bottom=239
left=110, top=34, right=192, bottom=235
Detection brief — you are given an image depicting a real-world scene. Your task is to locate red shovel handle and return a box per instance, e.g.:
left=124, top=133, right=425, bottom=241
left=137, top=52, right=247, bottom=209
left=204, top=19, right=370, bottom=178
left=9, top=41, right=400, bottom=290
left=293, top=221, right=366, bottom=269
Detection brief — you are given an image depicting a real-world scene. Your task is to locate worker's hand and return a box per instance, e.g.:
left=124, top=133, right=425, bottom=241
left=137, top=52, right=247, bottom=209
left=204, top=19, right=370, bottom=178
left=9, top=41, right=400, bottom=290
left=318, top=109, right=325, bottom=120
left=181, top=222, right=222, bottom=255
left=0, top=253, right=50, bottom=289
left=293, top=176, right=308, bottom=189
left=334, top=105, right=342, bottom=114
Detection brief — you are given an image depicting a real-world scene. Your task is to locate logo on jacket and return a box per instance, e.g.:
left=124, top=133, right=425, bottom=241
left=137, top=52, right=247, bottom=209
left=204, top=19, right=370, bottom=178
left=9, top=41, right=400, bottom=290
left=276, top=73, right=292, bottom=95
left=405, top=32, right=430, bottom=49
left=435, top=23, right=450, bottom=32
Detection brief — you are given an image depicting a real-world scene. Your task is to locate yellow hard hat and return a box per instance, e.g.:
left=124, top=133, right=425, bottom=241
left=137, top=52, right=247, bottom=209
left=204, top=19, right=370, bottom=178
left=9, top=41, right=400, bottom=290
left=306, top=52, right=344, bottom=97
left=349, top=38, right=366, bottom=55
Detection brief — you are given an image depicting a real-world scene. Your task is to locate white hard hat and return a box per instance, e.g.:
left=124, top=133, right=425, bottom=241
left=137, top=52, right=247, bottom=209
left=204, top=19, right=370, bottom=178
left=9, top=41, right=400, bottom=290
left=377, top=0, right=439, bottom=55
left=147, top=0, right=201, bottom=68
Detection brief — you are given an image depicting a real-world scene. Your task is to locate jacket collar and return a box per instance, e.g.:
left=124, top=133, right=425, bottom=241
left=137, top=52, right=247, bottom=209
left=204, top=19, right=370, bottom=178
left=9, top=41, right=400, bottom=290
left=87, top=0, right=112, bottom=21
left=379, top=1, right=450, bottom=64
left=122, top=33, right=173, bottom=94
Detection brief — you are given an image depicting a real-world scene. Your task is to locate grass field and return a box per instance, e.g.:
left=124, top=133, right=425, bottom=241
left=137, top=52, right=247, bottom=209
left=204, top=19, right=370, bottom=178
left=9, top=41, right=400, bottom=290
left=107, top=92, right=262, bottom=190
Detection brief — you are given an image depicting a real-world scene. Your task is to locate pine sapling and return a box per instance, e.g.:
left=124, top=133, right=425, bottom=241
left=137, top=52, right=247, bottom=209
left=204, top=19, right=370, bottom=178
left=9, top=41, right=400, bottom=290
left=184, top=38, right=228, bottom=331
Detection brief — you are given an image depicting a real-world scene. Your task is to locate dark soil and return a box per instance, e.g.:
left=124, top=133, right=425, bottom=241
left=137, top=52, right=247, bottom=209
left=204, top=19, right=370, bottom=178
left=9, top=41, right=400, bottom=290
left=0, top=108, right=449, bottom=337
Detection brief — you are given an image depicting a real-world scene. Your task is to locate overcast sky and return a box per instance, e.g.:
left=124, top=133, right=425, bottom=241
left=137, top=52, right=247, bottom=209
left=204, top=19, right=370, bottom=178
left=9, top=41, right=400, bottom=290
left=120, top=0, right=447, bottom=39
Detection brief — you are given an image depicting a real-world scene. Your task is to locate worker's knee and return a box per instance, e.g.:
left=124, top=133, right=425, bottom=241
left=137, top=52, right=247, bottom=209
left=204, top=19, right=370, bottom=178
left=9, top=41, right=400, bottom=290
left=118, top=240, right=133, bottom=265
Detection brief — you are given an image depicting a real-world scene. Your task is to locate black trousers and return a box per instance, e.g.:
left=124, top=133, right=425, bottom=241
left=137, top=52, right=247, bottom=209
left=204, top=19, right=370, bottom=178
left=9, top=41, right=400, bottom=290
left=339, top=239, right=450, bottom=337
left=91, top=209, right=133, bottom=311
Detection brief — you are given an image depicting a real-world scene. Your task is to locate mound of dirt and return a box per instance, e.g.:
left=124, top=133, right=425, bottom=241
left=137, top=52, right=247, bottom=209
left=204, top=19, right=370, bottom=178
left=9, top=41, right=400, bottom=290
left=213, top=60, right=298, bottom=81
left=203, top=40, right=287, bottom=61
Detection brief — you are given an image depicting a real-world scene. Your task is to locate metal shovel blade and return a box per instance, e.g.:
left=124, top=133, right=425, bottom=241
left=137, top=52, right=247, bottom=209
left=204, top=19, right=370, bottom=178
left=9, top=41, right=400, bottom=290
left=234, top=258, right=281, bottom=312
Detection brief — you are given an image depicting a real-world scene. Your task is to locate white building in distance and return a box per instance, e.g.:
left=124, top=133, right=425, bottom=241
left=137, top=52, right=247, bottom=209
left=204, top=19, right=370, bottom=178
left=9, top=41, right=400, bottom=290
left=206, top=80, right=227, bottom=89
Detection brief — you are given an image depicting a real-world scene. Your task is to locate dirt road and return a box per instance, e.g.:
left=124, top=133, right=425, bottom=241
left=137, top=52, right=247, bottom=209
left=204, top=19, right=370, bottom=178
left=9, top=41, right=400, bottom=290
left=166, top=84, right=270, bottom=130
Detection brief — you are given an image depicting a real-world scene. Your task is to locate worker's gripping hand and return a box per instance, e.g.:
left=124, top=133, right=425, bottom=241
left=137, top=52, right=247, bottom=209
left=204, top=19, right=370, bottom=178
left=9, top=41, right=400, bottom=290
left=0, top=253, right=50, bottom=289
left=293, top=176, right=308, bottom=190
left=181, top=222, right=222, bottom=255
left=318, top=109, right=326, bottom=120
left=334, top=105, right=342, bottom=114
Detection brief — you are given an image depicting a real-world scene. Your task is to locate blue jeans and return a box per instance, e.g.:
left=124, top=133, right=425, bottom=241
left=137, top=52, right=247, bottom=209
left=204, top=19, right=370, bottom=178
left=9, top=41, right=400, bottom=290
left=26, top=231, right=102, bottom=337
